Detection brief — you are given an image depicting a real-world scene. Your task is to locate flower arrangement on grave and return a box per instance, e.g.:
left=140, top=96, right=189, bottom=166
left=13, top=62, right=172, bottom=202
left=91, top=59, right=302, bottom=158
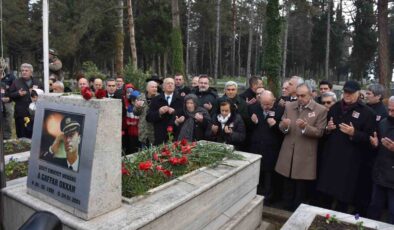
left=308, top=213, right=373, bottom=230
left=121, top=126, right=243, bottom=198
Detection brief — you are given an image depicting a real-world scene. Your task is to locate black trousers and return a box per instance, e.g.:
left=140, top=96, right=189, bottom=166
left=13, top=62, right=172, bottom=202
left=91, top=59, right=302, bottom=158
left=15, top=117, right=31, bottom=138
left=282, top=177, right=311, bottom=211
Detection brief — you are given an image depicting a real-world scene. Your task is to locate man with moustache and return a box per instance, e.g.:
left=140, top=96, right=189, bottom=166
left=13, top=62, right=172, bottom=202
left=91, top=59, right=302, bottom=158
left=275, top=83, right=327, bottom=211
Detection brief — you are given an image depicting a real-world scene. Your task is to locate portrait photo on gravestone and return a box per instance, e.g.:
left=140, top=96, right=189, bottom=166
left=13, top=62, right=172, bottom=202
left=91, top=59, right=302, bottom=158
left=39, top=110, right=85, bottom=172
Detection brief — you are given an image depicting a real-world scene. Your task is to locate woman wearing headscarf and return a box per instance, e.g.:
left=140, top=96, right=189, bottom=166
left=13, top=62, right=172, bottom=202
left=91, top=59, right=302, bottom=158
left=175, top=94, right=211, bottom=142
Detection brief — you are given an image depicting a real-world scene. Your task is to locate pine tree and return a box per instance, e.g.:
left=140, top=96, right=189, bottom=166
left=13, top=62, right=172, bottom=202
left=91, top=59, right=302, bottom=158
left=350, top=0, right=377, bottom=81
left=263, top=0, right=281, bottom=95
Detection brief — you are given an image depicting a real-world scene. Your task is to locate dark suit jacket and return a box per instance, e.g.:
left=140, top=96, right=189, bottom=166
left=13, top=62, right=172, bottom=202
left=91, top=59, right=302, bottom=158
left=9, top=77, right=43, bottom=118
left=146, top=93, right=183, bottom=145
left=106, top=89, right=122, bottom=99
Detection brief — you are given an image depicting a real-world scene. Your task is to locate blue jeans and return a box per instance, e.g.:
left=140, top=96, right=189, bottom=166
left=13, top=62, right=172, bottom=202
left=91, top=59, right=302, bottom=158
left=368, top=183, right=394, bottom=224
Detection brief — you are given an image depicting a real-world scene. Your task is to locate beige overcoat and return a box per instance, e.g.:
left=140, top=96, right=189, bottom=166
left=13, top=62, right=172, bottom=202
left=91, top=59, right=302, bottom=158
left=275, top=100, right=327, bottom=180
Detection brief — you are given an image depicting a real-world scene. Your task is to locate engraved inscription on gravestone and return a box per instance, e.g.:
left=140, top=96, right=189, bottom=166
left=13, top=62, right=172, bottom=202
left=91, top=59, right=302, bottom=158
left=27, top=101, right=98, bottom=213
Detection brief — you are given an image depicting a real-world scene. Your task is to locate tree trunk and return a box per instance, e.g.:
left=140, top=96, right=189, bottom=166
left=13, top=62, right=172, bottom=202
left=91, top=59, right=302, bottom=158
left=231, top=0, right=237, bottom=78
left=281, top=0, right=290, bottom=81
left=127, top=0, right=137, bottom=69
left=185, top=0, right=191, bottom=77
left=115, top=0, right=124, bottom=75
left=163, top=51, right=168, bottom=77
left=238, top=32, right=241, bottom=78
left=325, top=0, right=331, bottom=80
left=214, top=0, right=221, bottom=80
left=378, top=0, right=390, bottom=94
left=246, top=3, right=254, bottom=79
left=171, top=0, right=184, bottom=74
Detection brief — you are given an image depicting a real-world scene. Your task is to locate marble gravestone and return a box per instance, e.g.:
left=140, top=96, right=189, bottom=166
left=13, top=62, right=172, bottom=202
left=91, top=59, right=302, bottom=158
left=25, top=94, right=122, bottom=220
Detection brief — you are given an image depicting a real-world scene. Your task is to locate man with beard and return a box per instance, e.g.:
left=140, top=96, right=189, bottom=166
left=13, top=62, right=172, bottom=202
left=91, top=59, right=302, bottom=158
left=194, top=75, right=218, bottom=116
left=317, top=80, right=377, bottom=214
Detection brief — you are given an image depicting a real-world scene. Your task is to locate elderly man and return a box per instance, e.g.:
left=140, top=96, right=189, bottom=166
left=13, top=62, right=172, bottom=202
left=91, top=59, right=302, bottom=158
left=93, top=78, right=103, bottom=93
left=194, top=75, right=218, bottom=115
left=278, top=76, right=304, bottom=107
left=366, top=83, right=388, bottom=122
left=191, top=76, right=200, bottom=88
left=320, top=92, right=337, bottom=110
left=52, top=81, right=64, bottom=93
left=147, top=78, right=183, bottom=145
left=317, top=80, right=377, bottom=214
left=9, top=63, right=43, bottom=138
left=134, top=81, right=159, bottom=146
left=43, top=117, right=81, bottom=172
left=105, top=78, right=121, bottom=99
left=174, top=74, right=191, bottom=97
left=275, top=83, right=327, bottom=211
left=77, top=77, right=89, bottom=90
left=217, top=81, right=248, bottom=121
left=368, top=96, right=394, bottom=224
left=249, top=90, right=284, bottom=202
left=240, top=76, right=264, bottom=105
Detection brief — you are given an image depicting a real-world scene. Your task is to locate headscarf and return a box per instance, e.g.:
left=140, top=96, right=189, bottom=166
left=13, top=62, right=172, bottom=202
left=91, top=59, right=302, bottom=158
left=178, top=94, right=209, bottom=141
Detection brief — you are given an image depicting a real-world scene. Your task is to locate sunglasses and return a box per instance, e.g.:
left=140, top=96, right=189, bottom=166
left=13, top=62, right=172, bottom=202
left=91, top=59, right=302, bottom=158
left=322, top=101, right=332, bottom=105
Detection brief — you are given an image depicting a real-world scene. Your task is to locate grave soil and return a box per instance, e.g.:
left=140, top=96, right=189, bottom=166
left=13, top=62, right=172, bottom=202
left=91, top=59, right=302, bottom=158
left=308, top=215, right=375, bottom=230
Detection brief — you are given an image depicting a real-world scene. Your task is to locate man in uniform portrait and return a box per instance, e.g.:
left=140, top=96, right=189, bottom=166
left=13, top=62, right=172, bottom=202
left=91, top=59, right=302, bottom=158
left=42, top=116, right=82, bottom=172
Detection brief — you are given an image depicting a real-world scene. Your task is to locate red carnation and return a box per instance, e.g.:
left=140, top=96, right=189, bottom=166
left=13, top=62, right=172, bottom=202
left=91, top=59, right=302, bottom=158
left=156, top=165, right=163, bottom=171
left=169, top=157, right=179, bottom=165
left=167, top=126, right=173, bottom=133
left=153, top=153, right=159, bottom=161
left=81, top=87, right=93, bottom=100
left=139, top=160, right=152, bottom=171
left=181, top=138, right=188, bottom=146
left=121, top=163, right=130, bottom=176
left=325, top=214, right=330, bottom=219
left=95, top=89, right=106, bottom=99
left=181, top=145, right=192, bottom=154
left=179, top=156, right=188, bottom=165
left=163, top=169, right=173, bottom=177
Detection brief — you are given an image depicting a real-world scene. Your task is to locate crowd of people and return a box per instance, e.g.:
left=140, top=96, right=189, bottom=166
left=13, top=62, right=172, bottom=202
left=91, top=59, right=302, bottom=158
left=1, top=62, right=394, bottom=224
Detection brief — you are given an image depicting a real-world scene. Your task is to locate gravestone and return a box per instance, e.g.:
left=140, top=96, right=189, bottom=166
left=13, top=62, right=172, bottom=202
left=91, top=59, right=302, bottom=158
left=26, top=94, right=122, bottom=220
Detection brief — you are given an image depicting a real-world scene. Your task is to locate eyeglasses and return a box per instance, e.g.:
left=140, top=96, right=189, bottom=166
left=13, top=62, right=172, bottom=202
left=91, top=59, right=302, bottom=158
left=322, top=101, right=332, bottom=105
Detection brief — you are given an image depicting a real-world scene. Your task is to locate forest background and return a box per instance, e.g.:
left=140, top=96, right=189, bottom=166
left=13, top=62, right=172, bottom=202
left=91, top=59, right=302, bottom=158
left=3, top=0, right=393, bottom=94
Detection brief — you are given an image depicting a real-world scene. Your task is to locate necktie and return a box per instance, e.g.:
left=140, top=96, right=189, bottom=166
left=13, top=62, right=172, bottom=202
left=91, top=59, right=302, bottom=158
left=69, top=165, right=73, bottom=170
left=166, top=96, right=170, bottom=105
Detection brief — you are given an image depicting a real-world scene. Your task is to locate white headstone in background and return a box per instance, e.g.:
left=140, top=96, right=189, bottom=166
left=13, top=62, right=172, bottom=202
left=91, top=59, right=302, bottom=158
left=26, top=94, right=122, bottom=220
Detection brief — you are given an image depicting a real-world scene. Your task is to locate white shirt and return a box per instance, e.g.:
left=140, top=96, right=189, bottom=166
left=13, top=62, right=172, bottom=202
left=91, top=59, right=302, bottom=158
left=67, top=154, right=79, bottom=172
left=164, top=93, right=174, bottom=105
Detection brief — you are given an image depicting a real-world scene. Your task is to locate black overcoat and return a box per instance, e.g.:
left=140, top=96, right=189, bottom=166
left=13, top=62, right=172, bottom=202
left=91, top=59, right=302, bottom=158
left=317, top=100, right=377, bottom=203
left=146, top=93, right=183, bottom=145
left=248, top=103, right=284, bottom=171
